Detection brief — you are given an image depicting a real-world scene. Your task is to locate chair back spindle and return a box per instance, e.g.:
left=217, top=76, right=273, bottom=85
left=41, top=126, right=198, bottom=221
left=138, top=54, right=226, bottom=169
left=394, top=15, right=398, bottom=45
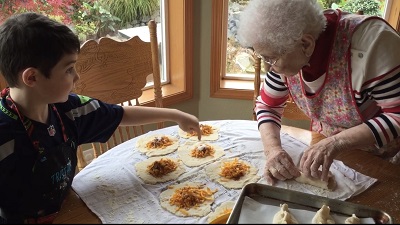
left=74, top=20, right=164, bottom=170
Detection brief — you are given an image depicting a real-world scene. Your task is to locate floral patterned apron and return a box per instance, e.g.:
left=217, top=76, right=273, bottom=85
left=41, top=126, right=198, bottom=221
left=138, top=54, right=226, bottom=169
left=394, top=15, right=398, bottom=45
left=286, top=10, right=400, bottom=163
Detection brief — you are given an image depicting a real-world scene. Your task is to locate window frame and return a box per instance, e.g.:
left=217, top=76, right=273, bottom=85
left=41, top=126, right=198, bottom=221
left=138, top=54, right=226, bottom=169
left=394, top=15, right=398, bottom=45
left=139, top=0, right=194, bottom=106
left=210, top=0, right=254, bottom=100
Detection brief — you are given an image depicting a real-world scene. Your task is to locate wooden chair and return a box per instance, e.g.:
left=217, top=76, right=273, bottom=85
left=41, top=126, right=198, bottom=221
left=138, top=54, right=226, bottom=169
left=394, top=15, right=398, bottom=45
left=74, top=20, right=163, bottom=170
left=251, top=54, right=309, bottom=122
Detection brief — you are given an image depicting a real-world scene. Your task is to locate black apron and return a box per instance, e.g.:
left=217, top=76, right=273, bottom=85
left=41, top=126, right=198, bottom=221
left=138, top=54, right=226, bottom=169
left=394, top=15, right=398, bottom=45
left=1, top=88, right=77, bottom=223
left=25, top=136, right=77, bottom=219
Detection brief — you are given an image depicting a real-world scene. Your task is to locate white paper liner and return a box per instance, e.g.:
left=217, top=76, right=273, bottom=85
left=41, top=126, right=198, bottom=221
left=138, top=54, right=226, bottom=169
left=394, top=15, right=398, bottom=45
left=238, top=196, right=375, bottom=224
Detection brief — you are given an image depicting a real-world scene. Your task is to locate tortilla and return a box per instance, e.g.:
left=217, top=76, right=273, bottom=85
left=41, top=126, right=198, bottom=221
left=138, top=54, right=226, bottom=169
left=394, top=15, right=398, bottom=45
left=135, top=134, right=179, bottom=157
left=135, top=156, right=186, bottom=184
left=159, top=182, right=217, bottom=217
left=205, top=158, right=260, bottom=189
left=178, top=124, right=219, bottom=141
left=177, top=141, right=225, bottom=167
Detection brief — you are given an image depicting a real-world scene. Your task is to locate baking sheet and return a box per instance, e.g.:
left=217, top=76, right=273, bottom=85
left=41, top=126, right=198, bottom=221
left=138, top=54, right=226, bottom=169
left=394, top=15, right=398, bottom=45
left=227, top=183, right=393, bottom=224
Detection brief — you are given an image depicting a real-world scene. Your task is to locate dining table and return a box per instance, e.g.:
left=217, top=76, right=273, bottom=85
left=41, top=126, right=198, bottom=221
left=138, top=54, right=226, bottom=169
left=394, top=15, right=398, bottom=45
left=53, top=120, right=400, bottom=224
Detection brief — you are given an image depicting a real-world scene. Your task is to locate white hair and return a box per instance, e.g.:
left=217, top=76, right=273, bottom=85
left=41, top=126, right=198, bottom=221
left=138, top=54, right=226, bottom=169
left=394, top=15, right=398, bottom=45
left=237, top=0, right=327, bottom=55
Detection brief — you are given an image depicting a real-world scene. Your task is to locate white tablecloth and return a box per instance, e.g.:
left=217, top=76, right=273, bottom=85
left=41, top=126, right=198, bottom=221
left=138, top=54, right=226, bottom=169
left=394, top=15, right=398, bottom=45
left=71, top=120, right=377, bottom=224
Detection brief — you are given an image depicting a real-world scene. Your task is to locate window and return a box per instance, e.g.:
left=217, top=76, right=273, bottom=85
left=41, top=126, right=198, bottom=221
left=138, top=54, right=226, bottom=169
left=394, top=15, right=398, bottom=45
left=109, top=0, right=194, bottom=107
left=161, top=0, right=193, bottom=105
left=210, top=0, right=258, bottom=101
left=0, top=0, right=193, bottom=107
left=224, top=1, right=268, bottom=81
left=94, top=0, right=194, bottom=107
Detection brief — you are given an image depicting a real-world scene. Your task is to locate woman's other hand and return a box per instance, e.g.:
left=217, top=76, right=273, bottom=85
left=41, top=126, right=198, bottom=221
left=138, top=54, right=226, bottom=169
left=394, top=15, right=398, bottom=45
left=299, top=136, right=344, bottom=182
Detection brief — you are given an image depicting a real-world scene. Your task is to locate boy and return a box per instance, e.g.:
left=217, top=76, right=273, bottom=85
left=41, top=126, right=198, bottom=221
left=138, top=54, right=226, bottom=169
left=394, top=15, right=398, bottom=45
left=0, top=12, right=201, bottom=223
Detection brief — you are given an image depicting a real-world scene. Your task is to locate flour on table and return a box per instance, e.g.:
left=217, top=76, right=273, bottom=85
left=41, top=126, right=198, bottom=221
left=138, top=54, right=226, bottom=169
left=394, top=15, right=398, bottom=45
left=135, top=156, right=186, bottom=184
left=205, top=158, right=260, bottom=189
left=177, top=141, right=225, bottom=167
left=135, top=134, right=179, bottom=157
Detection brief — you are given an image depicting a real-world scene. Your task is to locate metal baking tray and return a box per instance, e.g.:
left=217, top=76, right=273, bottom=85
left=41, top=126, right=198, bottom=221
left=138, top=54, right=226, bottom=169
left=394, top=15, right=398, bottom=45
left=227, top=183, right=393, bottom=224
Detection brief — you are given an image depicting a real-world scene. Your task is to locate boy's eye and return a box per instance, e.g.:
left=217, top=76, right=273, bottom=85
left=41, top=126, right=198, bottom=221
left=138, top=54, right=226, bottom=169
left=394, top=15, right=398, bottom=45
left=66, top=67, right=75, bottom=74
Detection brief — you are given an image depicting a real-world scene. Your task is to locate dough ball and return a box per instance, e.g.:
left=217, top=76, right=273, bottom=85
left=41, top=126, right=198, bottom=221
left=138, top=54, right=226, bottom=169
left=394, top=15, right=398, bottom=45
left=312, top=204, right=335, bottom=224
left=272, top=203, right=299, bottom=224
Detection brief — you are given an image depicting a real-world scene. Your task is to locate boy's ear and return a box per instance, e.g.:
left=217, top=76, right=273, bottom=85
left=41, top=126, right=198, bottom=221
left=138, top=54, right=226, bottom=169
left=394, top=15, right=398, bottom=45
left=21, top=68, right=38, bottom=87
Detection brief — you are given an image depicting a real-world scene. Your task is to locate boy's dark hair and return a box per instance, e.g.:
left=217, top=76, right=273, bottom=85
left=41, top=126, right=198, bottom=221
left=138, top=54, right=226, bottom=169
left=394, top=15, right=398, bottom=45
left=0, top=12, right=80, bottom=87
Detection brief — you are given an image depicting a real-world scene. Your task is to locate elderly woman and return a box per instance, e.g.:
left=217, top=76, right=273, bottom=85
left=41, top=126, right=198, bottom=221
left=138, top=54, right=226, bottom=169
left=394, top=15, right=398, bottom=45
left=237, top=0, right=400, bottom=185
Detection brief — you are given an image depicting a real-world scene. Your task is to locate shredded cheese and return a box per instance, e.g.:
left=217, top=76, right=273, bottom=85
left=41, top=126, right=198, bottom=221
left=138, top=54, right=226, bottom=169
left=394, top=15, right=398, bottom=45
left=145, top=136, right=173, bottom=149
left=147, top=158, right=177, bottom=177
left=188, top=124, right=213, bottom=137
left=219, top=158, right=250, bottom=180
left=190, top=144, right=215, bottom=158
left=169, top=185, right=217, bottom=210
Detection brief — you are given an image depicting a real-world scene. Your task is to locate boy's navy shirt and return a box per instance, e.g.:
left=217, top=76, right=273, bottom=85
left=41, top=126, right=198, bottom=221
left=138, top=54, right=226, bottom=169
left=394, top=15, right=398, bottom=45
left=0, top=93, right=123, bottom=220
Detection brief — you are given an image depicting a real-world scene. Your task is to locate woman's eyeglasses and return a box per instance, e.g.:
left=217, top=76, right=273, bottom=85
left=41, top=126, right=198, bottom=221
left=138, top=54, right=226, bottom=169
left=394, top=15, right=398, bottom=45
left=246, top=47, right=284, bottom=66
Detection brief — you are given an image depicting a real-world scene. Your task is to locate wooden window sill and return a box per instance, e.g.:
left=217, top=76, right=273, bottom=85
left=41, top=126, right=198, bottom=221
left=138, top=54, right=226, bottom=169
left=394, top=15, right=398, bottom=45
left=139, top=82, right=191, bottom=107
left=211, top=78, right=254, bottom=100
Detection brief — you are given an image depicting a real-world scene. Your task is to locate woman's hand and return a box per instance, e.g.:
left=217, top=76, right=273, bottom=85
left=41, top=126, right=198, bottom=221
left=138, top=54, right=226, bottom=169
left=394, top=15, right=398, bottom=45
left=264, top=148, right=300, bottom=185
left=299, top=136, right=346, bottom=182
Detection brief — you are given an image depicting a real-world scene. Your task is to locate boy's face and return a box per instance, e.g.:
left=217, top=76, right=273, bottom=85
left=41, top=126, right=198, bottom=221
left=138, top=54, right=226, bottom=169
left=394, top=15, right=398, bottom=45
left=36, top=53, right=79, bottom=103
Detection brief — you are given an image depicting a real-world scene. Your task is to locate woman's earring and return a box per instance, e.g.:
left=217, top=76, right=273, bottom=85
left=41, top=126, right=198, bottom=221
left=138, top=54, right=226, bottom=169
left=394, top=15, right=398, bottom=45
left=304, top=51, right=311, bottom=67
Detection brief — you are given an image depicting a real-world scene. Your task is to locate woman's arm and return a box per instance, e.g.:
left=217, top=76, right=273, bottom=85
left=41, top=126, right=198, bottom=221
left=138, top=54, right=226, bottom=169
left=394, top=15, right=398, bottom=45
left=256, top=71, right=301, bottom=184
left=299, top=123, right=375, bottom=182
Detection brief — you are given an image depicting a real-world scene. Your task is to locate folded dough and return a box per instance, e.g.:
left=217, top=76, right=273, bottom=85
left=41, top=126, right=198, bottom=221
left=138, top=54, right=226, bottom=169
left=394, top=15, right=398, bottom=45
left=272, top=203, right=299, bottom=224
left=345, top=214, right=361, bottom=224
left=312, top=204, right=335, bottom=224
left=295, top=171, right=336, bottom=191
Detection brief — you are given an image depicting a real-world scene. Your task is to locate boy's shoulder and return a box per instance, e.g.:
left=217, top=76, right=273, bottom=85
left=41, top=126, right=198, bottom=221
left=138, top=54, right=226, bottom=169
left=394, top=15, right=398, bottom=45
left=0, top=97, right=18, bottom=124
left=55, top=93, right=122, bottom=122
left=55, top=93, right=96, bottom=111
left=0, top=98, right=22, bottom=145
